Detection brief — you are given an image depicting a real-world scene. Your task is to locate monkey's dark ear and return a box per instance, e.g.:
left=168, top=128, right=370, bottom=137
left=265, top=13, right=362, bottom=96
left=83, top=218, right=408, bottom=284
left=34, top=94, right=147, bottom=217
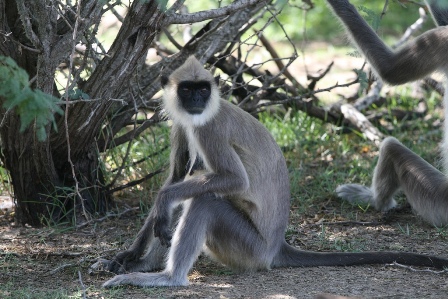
left=214, top=75, right=220, bottom=86
left=161, top=75, right=169, bottom=87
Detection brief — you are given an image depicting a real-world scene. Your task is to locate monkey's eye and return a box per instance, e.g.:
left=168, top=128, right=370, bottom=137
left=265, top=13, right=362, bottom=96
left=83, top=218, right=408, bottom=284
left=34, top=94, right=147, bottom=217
left=180, top=88, right=192, bottom=97
left=199, top=88, right=210, bottom=97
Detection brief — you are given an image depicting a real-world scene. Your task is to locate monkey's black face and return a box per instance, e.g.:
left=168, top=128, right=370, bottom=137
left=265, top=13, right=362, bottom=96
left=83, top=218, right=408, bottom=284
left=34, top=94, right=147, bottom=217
left=177, top=81, right=211, bottom=114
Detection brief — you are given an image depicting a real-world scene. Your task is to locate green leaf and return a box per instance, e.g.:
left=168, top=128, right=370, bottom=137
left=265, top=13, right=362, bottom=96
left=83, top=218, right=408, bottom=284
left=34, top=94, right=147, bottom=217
left=0, top=55, right=64, bottom=141
left=354, top=68, right=368, bottom=94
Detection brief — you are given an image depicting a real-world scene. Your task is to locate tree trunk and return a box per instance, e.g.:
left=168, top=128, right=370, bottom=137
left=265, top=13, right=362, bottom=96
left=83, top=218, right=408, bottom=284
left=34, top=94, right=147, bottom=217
left=0, top=118, right=111, bottom=226
left=0, top=0, right=164, bottom=225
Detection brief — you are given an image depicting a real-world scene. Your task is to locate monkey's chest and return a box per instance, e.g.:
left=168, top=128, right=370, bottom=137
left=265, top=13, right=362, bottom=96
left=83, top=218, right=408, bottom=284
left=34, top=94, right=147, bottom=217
left=185, top=128, right=209, bottom=176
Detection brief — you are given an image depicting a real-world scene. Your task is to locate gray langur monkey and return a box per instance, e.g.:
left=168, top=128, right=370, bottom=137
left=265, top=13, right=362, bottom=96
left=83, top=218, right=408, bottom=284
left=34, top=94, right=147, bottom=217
left=327, top=0, right=448, bottom=226
left=96, top=56, right=448, bottom=288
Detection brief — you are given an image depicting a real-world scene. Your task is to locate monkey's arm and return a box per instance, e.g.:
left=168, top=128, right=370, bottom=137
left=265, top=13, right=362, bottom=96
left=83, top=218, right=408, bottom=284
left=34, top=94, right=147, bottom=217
left=152, top=143, right=250, bottom=245
left=327, top=0, right=448, bottom=84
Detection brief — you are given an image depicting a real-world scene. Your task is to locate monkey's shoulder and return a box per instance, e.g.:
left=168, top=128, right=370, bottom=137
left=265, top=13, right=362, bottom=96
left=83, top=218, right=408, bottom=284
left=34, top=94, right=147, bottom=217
left=215, top=100, right=271, bottom=130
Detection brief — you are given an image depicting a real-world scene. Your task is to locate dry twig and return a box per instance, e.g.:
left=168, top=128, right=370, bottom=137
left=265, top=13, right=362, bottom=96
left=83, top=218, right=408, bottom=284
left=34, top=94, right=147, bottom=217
left=388, top=261, right=448, bottom=274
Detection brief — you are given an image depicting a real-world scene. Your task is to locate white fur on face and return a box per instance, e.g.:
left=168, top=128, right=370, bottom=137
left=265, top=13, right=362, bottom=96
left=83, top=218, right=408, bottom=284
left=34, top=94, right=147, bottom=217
left=163, top=84, right=221, bottom=128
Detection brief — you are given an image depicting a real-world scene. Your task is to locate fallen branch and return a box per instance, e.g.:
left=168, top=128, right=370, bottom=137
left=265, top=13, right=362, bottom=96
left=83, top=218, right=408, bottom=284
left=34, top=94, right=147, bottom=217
left=387, top=261, right=448, bottom=274
left=353, top=80, right=384, bottom=111
left=340, top=103, right=384, bottom=145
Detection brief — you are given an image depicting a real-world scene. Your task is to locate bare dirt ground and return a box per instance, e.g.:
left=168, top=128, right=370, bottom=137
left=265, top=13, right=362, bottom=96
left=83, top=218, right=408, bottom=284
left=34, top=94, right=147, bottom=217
left=1, top=194, right=447, bottom=299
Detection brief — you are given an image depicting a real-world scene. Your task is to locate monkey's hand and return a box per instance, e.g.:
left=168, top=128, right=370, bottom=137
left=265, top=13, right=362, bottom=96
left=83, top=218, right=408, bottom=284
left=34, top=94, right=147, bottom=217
left=152, top=190, right=174, bottom=247
left=153, top=215, right=172, bottom=247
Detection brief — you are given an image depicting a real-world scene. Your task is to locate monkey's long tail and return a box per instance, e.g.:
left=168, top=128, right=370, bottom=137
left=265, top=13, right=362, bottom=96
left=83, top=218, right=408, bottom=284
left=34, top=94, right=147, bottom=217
left=272, top=242, right=448, bottom=269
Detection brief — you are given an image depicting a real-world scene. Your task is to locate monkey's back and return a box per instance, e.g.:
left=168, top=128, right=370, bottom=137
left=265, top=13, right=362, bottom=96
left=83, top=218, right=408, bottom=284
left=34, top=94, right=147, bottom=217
left=205, top=100, right=291, bottom=243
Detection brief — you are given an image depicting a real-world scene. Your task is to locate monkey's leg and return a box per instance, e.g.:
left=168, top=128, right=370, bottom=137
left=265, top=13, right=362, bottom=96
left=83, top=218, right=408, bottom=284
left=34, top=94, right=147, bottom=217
left=116, top=238, right=168, bottom=273
left=382, top=137, right=448, bottom=226
left=338, top=137, right=448, bottom=225
left=89, top=219, right=160, bottom=274
left=336, top=137, right=400, bottom=211
left=103, top=194, right=269, bottom=288
left=99, top=205, right=183, bottom=274
left=368, top=137, right=402, bottom=210
left=90, top=237, right=167, bottom=275
left=103, top=198, right=205, bottom=287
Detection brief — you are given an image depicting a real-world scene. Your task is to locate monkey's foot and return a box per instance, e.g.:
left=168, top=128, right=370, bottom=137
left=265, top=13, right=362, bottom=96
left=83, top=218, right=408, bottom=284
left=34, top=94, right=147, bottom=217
left=336, top=183, right=397, bottom=212
left=335, top=184, right=374, bottom=205
left=103, top=272, right=189, bottom=288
